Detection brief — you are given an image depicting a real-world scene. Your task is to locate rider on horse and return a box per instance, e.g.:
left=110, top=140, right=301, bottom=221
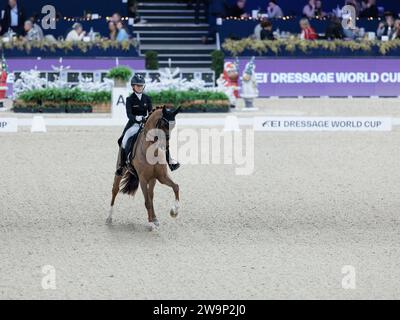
left=115, top=74, right=180, bottom=176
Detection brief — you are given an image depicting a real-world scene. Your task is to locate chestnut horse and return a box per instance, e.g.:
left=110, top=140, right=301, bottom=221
left=107, top=106, right=181, bottom=229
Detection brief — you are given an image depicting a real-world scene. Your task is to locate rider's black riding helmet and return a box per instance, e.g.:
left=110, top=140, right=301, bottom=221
left=131, top=74, right=146, bottom=86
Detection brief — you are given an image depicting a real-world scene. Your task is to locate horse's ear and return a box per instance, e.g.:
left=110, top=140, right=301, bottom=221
left=162, top=105, right=167, bottom=115
left=173, top=106, right=182, bottom=116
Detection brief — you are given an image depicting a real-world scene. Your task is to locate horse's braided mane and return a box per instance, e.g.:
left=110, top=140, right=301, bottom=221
left=144, top=106, right=164, bottom=124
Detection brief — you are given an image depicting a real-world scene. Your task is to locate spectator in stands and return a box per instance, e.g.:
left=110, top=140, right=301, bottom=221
left=23, top=20, right=43, bottom=41
left=116, top=21, right=130, bottom=41
left=260, top=20, right=275, bottom=40
left=299, top=18, right=318, bottom=40
left=342, top=25, right=361, bottom=39
left=267, top=1, right=283, bottom=19
left=128, top=0, right=140, bottom=22
left=227, top=0, right=248, bottom=18
left=303, top=0, right=316, bottom=19
left=377, top=12, right=395, bottom=39
left=0, top=0, right=25, bottom=36
left=66, top=23, right=86, bottom=41
left=314, top=1, right=326, bottom=18
left=325, top=16, right=343, bottom=39
left=392, top=19, right=400, bottom=40
left=111, top=12, right=122, bottom=24
left=254, top=17, right=268, bottom=39
left=108, top=21, right=117, bottom=41
left=360, top=0, right=378, bottom=18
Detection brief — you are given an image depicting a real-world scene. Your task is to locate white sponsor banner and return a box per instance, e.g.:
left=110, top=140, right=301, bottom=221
left=112, top=87, right=129, bottom=120
left=254, top=117, right=392, bottom=132
left=0, top=118, right=18, bottom=132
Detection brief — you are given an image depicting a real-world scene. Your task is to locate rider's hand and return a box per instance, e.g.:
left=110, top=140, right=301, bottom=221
left=135, top=116, right=144, bottom=122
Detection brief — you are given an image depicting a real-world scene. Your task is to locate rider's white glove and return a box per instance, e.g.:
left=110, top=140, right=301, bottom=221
left=135, top=116, right=144, bottom=122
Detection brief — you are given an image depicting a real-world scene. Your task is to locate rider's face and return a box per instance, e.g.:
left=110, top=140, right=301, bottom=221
left=133, top=85, right=144, bottom=93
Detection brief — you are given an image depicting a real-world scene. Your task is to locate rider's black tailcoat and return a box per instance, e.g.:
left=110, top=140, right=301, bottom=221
left=118, top=92, right=153, bottom=146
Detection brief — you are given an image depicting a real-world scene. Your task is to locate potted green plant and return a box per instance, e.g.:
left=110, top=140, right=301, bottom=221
left=40, top=88, right=66, bottom=113
left=107, top=66, right=133, bottom=87
left=211, top=50, right=225, bottom=81
left=147, top=90, right=230, bottom=113
left=145, top=51, right=159, bottom=70
left=66, top=89, right=92, bottom=113
left=89, top=91, right=112, bottom=113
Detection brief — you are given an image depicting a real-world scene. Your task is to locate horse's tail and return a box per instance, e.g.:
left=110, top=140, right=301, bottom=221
left=120, top=171, right=139, bottom=196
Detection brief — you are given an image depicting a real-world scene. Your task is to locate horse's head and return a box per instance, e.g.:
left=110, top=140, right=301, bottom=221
left=145, top=105, right=181, bottom=141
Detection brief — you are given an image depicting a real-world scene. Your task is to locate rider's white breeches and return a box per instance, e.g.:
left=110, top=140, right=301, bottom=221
left=122, top=123, right=140, bottom=150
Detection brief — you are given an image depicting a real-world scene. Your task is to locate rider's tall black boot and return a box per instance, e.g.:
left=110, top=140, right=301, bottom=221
left=115, top=147, right=127, bottom=176
left=166, top=147, right=180, bottom=171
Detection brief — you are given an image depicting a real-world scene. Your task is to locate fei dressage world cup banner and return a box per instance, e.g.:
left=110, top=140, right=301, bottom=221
left=231, top=58, right=400, bottom=97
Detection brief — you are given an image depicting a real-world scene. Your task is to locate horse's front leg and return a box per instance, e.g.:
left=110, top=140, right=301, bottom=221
left=139, top=178, right=158, bottom=229
left=157, top=174, right=180, bottom=218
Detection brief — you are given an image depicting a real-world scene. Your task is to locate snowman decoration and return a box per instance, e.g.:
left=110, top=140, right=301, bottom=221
left=240, top=57, right=259, bottom=109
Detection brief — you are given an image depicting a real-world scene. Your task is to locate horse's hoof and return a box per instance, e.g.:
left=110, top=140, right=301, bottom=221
left=106, top=217, right=113, bottom=225
left=153, top=219, right=160, bottom=227
left=148, top=222, right=159, bottom=231
left=170, top=209, right=178, bottom=218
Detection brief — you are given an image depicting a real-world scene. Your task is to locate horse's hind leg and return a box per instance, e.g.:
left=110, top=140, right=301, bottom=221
left=107, top=175, right=122, bottom=224
left=139, top=178, right=157, bottom=228
left=157, top=174, right=180, bottom=218
left=148, top=179, right=158, bottom=224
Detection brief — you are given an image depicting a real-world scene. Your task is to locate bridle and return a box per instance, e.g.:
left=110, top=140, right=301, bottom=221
left=143, top=114, right=172, bottom=143
left=156, top=116, right=172, bottom=140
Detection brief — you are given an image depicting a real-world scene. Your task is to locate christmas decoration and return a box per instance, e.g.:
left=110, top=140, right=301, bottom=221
left=240, top=57, right=259, bottom=109
left=0, top=54, right=8, bottom=100
left=77, top=76, right=113, bottom=92
left=216, top=60, right=240, bottom=108
left=13, top=69, right=113, bottom=98
left=145, top=67, right=208, bottom=92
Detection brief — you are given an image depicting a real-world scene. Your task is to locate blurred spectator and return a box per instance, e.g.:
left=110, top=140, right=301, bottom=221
left=116, top=21, right=130, bottom=41
left=325, top=16, right=344, bottom=39
left=254, top=17, right=268, bottom=39
left=377, top=12, right=395, bottom=39
left=360, top=0, right=378, bottom=18
left=260, top=19, right=275, bottom=40
left=227, top=0, right=248, bottom=18
left=24, top=19, right=43, bottom=41
left=66, top=23, right=86, bottom=41
left=128, top=0, right=139, bottom=22
left=111, top=12, right=122, bottom=24
left=314, top=1, right=326, bottom=18
left=267, top=1, right=283, bottom=19
left=1, top=0, right=25, bottom=36
left=299, top=18, right=318, bottom=40
left=392, top=19, right=400, bottom=40
left=303, top=0, right=316, bottom=18
left=108, top=21, right=117, bottom=40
